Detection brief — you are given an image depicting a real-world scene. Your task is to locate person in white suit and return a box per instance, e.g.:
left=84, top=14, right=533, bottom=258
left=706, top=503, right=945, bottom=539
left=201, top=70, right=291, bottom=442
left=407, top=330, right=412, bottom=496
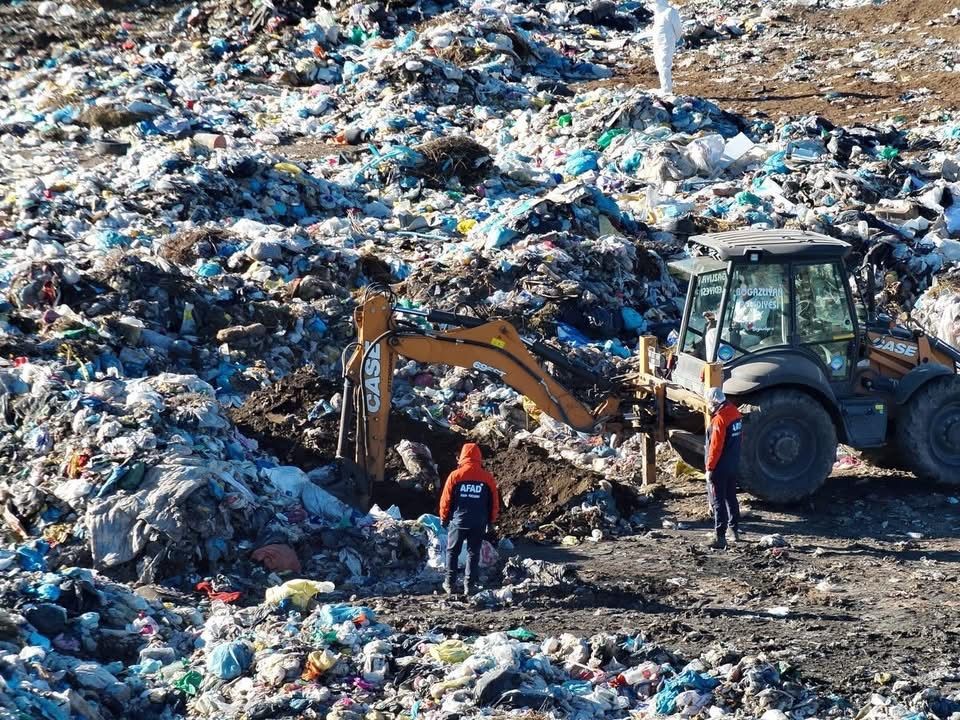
left=651, top=0, right=682, bottom=95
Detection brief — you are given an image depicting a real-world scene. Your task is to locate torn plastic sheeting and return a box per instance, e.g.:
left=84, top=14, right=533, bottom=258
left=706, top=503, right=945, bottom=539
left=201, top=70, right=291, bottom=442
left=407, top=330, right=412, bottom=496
left=301, top=481, right=359, bottom=525
left=85, top=461, right=212, bottom=567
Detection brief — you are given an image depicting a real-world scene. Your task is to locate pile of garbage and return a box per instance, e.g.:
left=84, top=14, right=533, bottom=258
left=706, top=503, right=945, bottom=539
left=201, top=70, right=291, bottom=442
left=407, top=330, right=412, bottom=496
left=6, top=563, right=960, bottom=720
left=3, top=0, right=960, bottom=713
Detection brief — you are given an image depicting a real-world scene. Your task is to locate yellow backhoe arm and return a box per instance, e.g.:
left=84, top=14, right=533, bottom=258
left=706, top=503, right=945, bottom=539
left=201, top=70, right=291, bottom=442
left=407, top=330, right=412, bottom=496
left=336, top=290, right=621, bottom=505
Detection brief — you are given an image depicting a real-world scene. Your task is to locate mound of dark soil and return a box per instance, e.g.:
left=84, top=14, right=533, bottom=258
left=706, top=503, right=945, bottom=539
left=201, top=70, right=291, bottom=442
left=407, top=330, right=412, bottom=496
left=229, top=369, right=624, bottom=529
left=229, top=366, right=340, bottom=469
left=489, top=444, right=609, bottom=537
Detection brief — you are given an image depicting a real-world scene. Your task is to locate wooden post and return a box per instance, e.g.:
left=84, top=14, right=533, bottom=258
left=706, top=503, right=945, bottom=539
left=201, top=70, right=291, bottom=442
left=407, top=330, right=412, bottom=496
left=641, top=433, right=656, bottom=488
left=639, top=335, right=656, bottom=377
left=639, top=335, right=659, bottom=487
left=702, top=360, right=723, bottom=428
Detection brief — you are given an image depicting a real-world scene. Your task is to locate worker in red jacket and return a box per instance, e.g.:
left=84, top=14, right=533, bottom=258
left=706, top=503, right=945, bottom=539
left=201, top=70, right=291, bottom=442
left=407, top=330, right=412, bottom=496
left=439, top=443, right=499, bottom=595
left=704, top=388, right=743, bottom=549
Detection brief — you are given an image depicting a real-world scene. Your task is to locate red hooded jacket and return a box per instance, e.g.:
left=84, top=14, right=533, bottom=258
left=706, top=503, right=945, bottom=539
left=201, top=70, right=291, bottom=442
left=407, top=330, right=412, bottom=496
left=439, top=443, right=499, bottom=526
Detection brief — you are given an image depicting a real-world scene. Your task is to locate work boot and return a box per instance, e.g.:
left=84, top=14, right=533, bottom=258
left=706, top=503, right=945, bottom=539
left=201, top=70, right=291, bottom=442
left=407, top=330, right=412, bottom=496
left=705, top=530, right=727, bottom=550
left=730, top=527, right=743, bottom=543
left=464, top=579, right=479, bottom=596
left=442, top=579, right=455, bottom=596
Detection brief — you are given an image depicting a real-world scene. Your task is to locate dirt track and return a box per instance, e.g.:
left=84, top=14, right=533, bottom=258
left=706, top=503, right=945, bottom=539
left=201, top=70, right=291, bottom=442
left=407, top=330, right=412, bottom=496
left=371, top=468, right=960, bottom=701
left=586, top=0, right=960, bottom=125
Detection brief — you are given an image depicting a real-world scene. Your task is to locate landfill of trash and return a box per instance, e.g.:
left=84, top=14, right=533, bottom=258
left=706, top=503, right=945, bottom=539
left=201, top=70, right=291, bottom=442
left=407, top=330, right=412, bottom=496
left=3, top=0, right=960, bottom=716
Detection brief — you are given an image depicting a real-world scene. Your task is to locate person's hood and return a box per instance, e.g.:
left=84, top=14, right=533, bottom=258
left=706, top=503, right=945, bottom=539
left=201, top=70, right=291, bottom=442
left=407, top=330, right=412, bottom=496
left=458, top=443, right=483, bottom=466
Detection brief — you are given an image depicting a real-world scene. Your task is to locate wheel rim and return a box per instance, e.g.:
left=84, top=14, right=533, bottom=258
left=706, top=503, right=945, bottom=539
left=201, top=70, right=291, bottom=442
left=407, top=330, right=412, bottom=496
left=930, top=401, right=960, bottom=467
left=755, top=418, right=817, bottom=484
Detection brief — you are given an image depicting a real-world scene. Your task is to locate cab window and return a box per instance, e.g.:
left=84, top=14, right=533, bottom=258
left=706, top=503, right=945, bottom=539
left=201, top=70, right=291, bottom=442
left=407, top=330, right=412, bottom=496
left=682, top=269, right=725, bottom=359
left=794, top=262, right=856, bottom=379
left=717, top=264, right=790, bottom=360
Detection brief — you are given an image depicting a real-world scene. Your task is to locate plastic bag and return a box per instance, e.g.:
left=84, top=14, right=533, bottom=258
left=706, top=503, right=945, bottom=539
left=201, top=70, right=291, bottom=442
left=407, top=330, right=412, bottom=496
left=430, top=639, right=470, bottom=664
left=565, top=149, right=599, bottom=176
left=318, top=604, right=376, bottom=627
left=506, top=628, right=536, bottom=641
left=301, top=481, right=356, bottom=524
left=206, top=640, right=254, bottom=680
left=265, top=579, right=335, bottom=609
left=302, top=649, right=339, bottom=680
left=173, top=670, right=202, bottom=696
left=262, top=466, right=308, bottom=499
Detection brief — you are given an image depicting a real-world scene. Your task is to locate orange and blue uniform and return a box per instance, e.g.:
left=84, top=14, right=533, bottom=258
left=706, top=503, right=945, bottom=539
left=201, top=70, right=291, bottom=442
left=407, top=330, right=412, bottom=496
left=439, top=443, right=499, bottom=587
left=705, top=402, right=742, bottom=533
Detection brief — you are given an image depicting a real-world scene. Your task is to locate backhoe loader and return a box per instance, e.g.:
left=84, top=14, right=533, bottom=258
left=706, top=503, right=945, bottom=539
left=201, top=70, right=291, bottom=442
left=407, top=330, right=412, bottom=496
left=336, top=229, right=960, bottom=506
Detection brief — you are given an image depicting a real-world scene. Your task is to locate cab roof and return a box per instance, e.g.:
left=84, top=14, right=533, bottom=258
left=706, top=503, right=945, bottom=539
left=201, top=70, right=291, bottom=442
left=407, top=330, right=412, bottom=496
left=690, top=229, right=852, bottom=261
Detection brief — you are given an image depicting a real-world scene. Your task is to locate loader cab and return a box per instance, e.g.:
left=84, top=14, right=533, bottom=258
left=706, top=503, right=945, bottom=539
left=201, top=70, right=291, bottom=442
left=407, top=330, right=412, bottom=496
left=671, top=230, right=858, bottom=391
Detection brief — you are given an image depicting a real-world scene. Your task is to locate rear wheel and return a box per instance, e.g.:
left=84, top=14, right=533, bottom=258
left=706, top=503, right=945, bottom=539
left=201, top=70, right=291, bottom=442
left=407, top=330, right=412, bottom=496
left=898, top=376, right=960, bottom=485
left=738, top=389, right=837, bottom=503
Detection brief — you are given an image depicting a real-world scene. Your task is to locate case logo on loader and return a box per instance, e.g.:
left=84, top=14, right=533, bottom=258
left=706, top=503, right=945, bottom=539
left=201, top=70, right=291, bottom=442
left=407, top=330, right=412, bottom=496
left=473, top=361, right=506, bottom=377
left=363, top=341, right=382, bottom=412
left=872, top=337, right=918, bottom=358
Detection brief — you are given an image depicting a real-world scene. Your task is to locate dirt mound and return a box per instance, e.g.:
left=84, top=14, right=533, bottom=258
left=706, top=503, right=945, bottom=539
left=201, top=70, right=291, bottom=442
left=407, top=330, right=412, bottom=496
left=490, top=444, right=609, bottom=537
left=230, top=374, right=628, bottom=530
left=835, top=0, right=954, bottom=27
left=229, top=366, right=340, bottom=469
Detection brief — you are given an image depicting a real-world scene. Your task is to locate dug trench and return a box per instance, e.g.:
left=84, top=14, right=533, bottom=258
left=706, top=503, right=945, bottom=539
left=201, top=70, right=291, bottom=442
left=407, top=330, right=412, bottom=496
left=231, top=368, right=960, bottom=702
left=229, top=366, right=644, bottom=529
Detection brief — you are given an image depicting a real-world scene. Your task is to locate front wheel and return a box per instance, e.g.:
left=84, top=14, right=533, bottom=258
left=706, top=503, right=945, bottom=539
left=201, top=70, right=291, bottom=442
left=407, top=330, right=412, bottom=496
left=737, top=389, right=837, bottom=503
left=897, top=376, right=960, bottom=485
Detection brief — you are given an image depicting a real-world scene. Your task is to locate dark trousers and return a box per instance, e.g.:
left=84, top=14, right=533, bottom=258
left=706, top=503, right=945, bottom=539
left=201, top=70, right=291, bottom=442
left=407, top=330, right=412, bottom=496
left=707, top=473, right=740, bottom=533
left=446, top=522, right=483, bottom=584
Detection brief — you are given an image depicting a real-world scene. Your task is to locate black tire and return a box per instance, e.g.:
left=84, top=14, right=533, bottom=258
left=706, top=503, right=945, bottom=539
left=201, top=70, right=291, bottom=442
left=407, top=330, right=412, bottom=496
left=737, top=389, right=837, bottom=503
left=897, top=376, right=960, bottom=485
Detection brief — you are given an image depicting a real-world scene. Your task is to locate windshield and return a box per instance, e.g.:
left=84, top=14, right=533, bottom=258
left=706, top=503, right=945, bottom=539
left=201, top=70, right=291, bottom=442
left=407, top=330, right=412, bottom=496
left=716, top=264, right=791, bottom=360
left=682, top=269, right=726, bottom=359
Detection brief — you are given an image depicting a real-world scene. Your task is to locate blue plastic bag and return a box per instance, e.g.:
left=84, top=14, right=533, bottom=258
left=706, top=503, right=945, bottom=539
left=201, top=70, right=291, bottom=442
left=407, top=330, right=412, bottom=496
left=17, top=541, right=48, bottom=571
left=653, top=670, right=719, bottom=714
left=565, top=149, right=599, bottom=176
left=621, top=307, right=647, bottom=332
left=206, top=641, right=253, bottom=680
left=763, top=151, right=789, bottom=174
left=318, top=604, right=377, bottom=627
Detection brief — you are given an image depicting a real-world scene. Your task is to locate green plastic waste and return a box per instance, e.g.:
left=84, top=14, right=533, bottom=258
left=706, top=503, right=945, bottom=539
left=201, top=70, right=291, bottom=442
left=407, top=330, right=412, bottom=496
left=348, top=27, right=375, bottom=44
left=735, top=191, right=762, bottom=207
left=597, top=128, right=627, bottom=150
left=557, top=114, right=573, bottom=128
left=119, top=461, right=146, bottom=492
left=174, top=670, right=202, bottom=696
left=507, top=627, right=536, bottom=641
left=879, top=146, right=899, bottom=160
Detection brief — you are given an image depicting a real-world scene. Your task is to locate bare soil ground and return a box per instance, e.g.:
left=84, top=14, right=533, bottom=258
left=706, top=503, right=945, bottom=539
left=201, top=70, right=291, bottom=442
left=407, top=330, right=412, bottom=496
left=371, top=467, right=960, bottom=701
left=231, top=367, right=960, bottom=699
left=586, top=0, right=960, bottom=125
